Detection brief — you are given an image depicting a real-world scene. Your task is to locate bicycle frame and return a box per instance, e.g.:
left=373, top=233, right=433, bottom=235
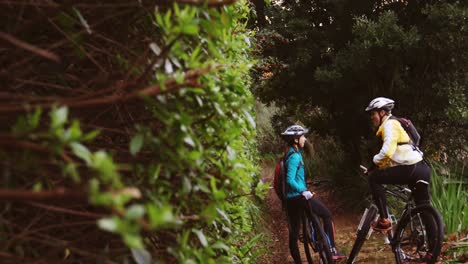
left=349, top=167, right=443, bottom=264
left=348, top=186, right=417, bottom=263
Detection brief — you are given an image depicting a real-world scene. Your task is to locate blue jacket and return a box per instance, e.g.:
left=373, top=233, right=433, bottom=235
left=285, top=147, right=307, bottom=198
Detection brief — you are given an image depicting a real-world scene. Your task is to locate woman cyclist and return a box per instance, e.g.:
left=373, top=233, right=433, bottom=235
left=281, top=125, right=345, bottom=263
left=364, top=97, right=439, bottom=262
left=364, top=97, right=432, bottom=230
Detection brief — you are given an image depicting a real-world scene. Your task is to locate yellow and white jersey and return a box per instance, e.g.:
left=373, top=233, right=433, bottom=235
left=374, top=115, right=423, bottom=168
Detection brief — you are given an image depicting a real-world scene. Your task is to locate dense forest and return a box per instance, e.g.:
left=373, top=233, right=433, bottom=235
left=0, top=0, right=466, bottom=263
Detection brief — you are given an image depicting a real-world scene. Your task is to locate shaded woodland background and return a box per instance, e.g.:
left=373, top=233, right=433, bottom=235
left=252, top=0, right=466, bottom=188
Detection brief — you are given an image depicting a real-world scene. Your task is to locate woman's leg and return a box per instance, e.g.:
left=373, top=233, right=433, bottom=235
left=410, top=161, right=431, bottom=206
left=307, top=197, right=335, bottom=247
left=368, top=164, right=417, bottom=218
left=286, top=197, right=303, bottom=264
left=411, top=161, right=438, bottom=255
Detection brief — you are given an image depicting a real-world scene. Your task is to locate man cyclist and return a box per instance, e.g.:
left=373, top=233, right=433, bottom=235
left=280, top=125, right=345, bottom=263
left=364, top=97, right=440, bottom=263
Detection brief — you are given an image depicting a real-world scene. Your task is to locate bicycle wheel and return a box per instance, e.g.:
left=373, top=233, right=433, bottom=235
left=393, top=205, right=444, bottom=264
left=309, top=213, right=333, bottom=264
left=302, top=213, right=314, bottom=264
left=347, top=205, right=378, bottom=264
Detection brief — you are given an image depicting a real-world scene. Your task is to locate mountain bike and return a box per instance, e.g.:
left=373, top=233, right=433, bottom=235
left=347, top=167, right=444, bottom=264
left=300, top=180, right=334, bottom=264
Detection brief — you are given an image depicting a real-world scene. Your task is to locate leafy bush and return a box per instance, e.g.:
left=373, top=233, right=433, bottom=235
left=1, top=1, right=267, bottom=262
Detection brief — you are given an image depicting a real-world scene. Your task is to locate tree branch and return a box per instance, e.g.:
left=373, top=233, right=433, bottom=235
left=0, top=31, right=61, bottom=63
left=0, top=188, right=87, bottom=202
left=0, top=65, right=214, bottom=113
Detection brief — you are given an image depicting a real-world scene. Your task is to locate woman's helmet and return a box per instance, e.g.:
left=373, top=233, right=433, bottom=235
left=365, top=97, right=395, bottom=112
left=281, top=125, right=308, bottom=142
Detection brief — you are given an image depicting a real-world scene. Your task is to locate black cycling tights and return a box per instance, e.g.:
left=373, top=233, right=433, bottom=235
left=368, top=160, right=431, bottom=219
left=286, top=196, right=335, bottom=264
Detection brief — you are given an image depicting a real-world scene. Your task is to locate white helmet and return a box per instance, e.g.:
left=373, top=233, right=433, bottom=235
left=281, top=125, right=309, bottom=140
left=365, top=97, right=395, bottom=112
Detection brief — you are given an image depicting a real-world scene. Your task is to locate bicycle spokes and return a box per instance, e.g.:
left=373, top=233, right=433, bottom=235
left=398, top=212, right=431, bottom=262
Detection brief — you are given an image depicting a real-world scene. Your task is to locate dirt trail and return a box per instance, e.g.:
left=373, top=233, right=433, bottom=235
left=260, top=162, right=395, bottom=264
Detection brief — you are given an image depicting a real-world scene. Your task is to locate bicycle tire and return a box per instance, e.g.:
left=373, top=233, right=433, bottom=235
left=347, top=205, right=378, bottom=264
left=393, top=205, right=444, bottom=264
left=302, top=213, right=314, bottom=264
left=309, top=213, right=333, bottom=264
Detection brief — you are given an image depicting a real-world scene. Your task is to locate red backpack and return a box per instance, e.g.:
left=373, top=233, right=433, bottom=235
left=273, top=151, right=295, bottom=201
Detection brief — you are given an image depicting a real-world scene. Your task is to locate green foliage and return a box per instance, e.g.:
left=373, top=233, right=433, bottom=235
left=6, top=1, right=266, bottom=262
left=12, top=107, right=42, bottom=135
left=430, top=161, right=467, bottom=234
left=125, top=2, right=265, bottom=259
left=255, top=101, right=282, bottom=154
left=304, top=135, right=349, bottom=181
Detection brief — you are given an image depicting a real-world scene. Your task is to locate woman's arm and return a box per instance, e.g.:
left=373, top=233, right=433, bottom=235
left=373, top=120, right=400, bottom=166
left=286, top=153, right=306, bottom=193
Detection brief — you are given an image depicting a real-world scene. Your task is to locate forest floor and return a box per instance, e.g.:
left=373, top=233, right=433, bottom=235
left=258, top=161, right=463, bottom=264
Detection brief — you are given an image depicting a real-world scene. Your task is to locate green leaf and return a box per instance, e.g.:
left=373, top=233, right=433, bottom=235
left=201, top=203, right=217, bottom=223
left=63, top=163, right=80, bottom=183
left=123, top=234, right=144, bottom=249
left=147, top=204, right=175, bottom=228
left=97, top=217, right=118, bottom=232
left=92, top=151, right=120, bottom=187
left=216, top=208, right=231, bottom=224
left=152, top=164, right=162, bottom=182
left=190, top=44, right=203, bottom=64
left=70, top=142, right=92, bottom=165
left=126, top=205, right=145, bottom=220
left=182, top=176, right=192, bottom=194
left=242, top=109, right=256, bottom=128
left=212, top=241, right=229, bottom=251
left=130, top=134, right=144, bottom=156
left=50, top=106, right=68, bottom=130
left=240, top=234, right=263, bottom=255
left=67, top=120, right=82, bottom=141
left=131, top=248, right=152, bottom=264
left=220, top=12, right=230, bottom=26
left=82, top=129, right=100, bottom=141
left=30, top=107, right=42, bottom=129
left=12, top=108, right=42, bottom=134
left=192, top=229, right=208, bottom=247
left=182, top=24, right=199, bottom=35
left=183, top=136, right=196, bottom=147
